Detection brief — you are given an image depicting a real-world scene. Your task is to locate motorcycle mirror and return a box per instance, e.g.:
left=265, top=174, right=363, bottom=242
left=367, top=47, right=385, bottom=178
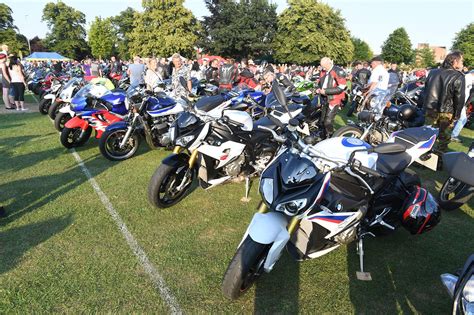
left=179, top=76, right=190, bottom=92
left=368, top=142, right=406, bottom=155
left=272, top=79, right=288, bottom=110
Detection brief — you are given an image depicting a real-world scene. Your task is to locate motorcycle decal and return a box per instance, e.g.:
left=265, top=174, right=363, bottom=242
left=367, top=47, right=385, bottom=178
left=341, top=137, right=370, bottom=148
left=419, top=135, right=437, bottom=149
left=307, top=214, right=352, bottom=223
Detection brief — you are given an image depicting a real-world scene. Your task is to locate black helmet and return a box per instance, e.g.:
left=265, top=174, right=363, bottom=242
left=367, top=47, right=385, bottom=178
left=397, top=104, right=417, bottom=122
left=401, top=186, right=440, bottom=235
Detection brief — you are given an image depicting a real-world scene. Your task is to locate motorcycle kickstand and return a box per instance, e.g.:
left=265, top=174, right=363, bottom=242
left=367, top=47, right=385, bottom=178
left=240, top=176, right=252, bottom=203
left=356, top=236, right=373, bottom=281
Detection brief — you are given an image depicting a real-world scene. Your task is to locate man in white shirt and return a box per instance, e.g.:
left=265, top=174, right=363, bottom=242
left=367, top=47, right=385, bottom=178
left=365, top=56, right=389, bottom=116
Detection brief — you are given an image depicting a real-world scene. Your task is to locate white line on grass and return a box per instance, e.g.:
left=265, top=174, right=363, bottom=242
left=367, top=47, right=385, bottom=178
left=41, top=100, right=182, bottom=313
left=70, top=149, right=182, bottom=314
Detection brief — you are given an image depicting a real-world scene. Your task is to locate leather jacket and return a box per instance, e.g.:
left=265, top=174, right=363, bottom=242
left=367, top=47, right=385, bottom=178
left=423, top=67, right=465, bottom=119
left=318, top=66, right=347, bottom=107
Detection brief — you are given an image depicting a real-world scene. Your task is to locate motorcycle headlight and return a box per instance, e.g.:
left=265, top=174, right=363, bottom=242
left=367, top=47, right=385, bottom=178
left=176, top=135, right=195, bottom=147
left=276, top=199, right=307, bottom=216
left=261, top=178, right=274, bottom=204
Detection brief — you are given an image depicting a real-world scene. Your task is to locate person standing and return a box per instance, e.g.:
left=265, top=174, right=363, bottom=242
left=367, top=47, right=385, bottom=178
left=9, top=56, right=27, bottom=111
left=423, top=51, right=465, bottom=153
left=127, top=56, right=145, bottom=87
left=364, top=56, right=389, bottom=117
left=315, top=57, right=347, bottom=138
left=450, top=72, right=473, bottom=142
left=145, top=58, right=161, bottom=90
left=170, top=53, right=192, bottom=100
left=0, top=53, right=14, bottom=109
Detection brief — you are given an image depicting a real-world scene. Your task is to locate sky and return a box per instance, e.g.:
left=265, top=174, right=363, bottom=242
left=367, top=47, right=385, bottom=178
left=5, top=0, right=474, bottom=54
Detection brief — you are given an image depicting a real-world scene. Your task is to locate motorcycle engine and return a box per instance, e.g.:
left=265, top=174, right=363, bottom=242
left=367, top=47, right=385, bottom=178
left=333, top=226, right=358, bottom=244
left=151, top=117, right=172, bottom=146
left=224, top=154, right=245, bottom=177
left=368, top=129, right=387, bottom=145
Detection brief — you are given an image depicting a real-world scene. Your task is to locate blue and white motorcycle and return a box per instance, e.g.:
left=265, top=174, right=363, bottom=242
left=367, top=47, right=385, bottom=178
left=222, top=82, right=441, bottom=300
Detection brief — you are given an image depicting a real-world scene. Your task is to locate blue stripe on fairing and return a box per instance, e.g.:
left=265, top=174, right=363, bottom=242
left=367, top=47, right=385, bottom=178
left=309, top=214, right=351, bottom=221
left=419, top=135, right=436, bottom=149
left=147, top=106, right=176, bottom=115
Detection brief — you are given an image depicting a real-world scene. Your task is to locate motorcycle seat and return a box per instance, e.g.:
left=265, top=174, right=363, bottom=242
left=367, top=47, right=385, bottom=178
left=376, top=152, right=411, bottom=175
left=392, top=127, right=437, bottom=148
left=195, top=95, right=225, bottom=112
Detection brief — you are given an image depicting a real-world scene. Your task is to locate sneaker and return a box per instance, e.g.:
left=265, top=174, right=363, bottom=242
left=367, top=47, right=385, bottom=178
left=451, top=137, right=461, bottom=143
left=15, top=108, right=20, bottom=111
left=21, top=108, right=28, bottom=111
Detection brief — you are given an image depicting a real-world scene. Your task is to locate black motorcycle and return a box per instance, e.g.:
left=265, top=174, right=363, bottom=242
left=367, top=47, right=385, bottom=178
left=438, top=141, right=474, bottom=211
left=440, top=254, right=474, bottom=314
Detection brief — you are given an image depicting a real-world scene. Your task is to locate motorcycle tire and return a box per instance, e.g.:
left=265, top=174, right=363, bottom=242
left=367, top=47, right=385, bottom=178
left=38, top=90, right=46, bottom=100
left=439, top=177, right=472, bottom=211
left=48, top=101, right=62, bottom=120
left=222, top=236, right=270, bottom=300
left=99, top=128, right=140, bottom=161
left=332, top=125, right=364, bottom=138
left=60, top=127, right=92, bottom=149
left=39, top=98, right=52, bottom=115
left=147, top=160, right=196, bottom=208
left=54, top=112, right=72, bottom=132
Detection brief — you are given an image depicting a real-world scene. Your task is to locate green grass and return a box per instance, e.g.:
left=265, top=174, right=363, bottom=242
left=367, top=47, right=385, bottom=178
left=0, top=108, right=473, bottom=313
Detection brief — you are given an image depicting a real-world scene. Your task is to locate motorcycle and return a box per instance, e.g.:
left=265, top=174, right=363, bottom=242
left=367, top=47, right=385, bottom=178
left=441, top=254, right=474, bottom=315
left=438, top=141, right=474, bottom=211
left=221, top=82, right=441, bottom=300
left=147, top=80, right=321, bottom=209
left=98, top=84, right=183, bottom=161
left=48, top=77, right=85, bottom=120
left=60, top=89, right=128, bottom=149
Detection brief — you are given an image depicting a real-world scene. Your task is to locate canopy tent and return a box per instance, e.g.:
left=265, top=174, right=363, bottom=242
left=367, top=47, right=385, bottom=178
left=24, top=52, right=70, bottom=61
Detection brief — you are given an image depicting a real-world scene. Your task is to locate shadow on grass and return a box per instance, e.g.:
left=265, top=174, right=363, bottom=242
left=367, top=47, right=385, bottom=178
left=0, top=146, right=64, bottom=175
left=0, top=122, right=25, bottom=130
left=347, top=208, right=474, bottom=314
left=0, top=215, right=73, bottom=275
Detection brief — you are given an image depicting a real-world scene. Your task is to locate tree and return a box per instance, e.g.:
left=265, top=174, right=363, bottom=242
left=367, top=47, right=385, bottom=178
left=381, top=27, right=414, bottom=64
left=0, top=3, right=29, bottom=56
left=129, top=0, right=200, bottom=58
left=351, top=37, right=373, bottom=61
left=415, top=46, right=436, bottom=68
left=273, top=0, right=353, bottom=65
left=88, top=17, right=115, bottom=59
left=30, top=36, right=46, bottom=52
left=452, top=22, right=474, bottom=68
left=110, top=7, right=137, bottom=60
left=201, top=0, right=277, bottom=58
left=42, top=1, right=90, bottom=60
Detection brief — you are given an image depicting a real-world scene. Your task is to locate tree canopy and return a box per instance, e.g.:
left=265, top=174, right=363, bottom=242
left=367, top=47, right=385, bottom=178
left=0, top=3, right=29, bottom=56
left=42, top=1, right=90, bottom=60
left=452, top=22, right=474, bottom=68
left=88, top=17, right=115, bottom=59
left=415, top=46, right=436, bottom=68
left=272, top=0, right=353, bottom=65
left=381, top=27, right=414, bottom=64
left=351, top=37, right=373, bottom=62
left=129, top=0, right=200, bottom=58
left=201, top=0, right=277, bottom=58
left=110, top=7, right=137, bottom=60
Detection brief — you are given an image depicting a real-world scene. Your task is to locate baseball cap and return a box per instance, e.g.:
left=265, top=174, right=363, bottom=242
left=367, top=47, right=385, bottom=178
left=370, top=56, right=384, bottom=63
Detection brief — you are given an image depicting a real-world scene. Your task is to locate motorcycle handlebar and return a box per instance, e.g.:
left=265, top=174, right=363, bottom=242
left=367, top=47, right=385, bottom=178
left=257, top=125, right=287, bottom=143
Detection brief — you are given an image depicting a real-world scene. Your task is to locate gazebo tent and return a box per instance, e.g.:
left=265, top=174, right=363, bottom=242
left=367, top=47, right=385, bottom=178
left=24, top=52, right=70, bottom=61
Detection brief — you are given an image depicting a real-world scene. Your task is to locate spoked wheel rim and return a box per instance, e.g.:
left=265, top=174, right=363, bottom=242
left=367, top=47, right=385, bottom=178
left=440, top=177, right=464, bottom=202
left=105, top=130, right=137, bottom=158
left=240, top=250, right=267, bottom=292
left=65, top=128, right=84, bottom=145
left=158, top=165, right=193, bottom=206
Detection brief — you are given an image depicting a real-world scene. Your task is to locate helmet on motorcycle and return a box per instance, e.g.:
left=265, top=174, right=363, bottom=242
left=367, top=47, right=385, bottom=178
left=401, top=186, right=440, bottom=235
left=397, top=104, right=417, bottom=122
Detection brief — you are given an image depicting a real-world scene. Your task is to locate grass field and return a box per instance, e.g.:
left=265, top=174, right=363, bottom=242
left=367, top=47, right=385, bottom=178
left=0, top=106, right=473, bottom=313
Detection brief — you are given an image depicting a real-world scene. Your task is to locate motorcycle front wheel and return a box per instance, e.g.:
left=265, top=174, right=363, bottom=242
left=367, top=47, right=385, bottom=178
left=54, top=112, right=72, bottom=131
left=147, top=160, right=196, bottom=208
left=60, top=127, right=92, bottom=149
left=439, top=177, right=472, bottom=211
left=39, top=98, right=52, bottom=115
left=48, top=101, right=63, bottom=120
left=99, top=128, right=140, bottom=161
left=222, top=236, right=270, bottom=300
left=332, top=125, right=364, bottom=138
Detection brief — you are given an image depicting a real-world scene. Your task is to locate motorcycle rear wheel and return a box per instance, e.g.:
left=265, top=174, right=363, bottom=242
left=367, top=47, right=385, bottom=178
left=147, top=160, right=195, bottom=208
left=439, top=177, right=472, bottom=211
left=54, top=112, right=72, bottom=132
left=99, top=128, right=140, bottom=161
left=60, top=127, right=92, bottom=149
left=333, top=125, right=363, bottom=138
left=222, top=236, right=270, bottom=300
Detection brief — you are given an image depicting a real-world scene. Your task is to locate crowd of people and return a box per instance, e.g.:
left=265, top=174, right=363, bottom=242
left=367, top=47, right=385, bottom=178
left=0, top=44, right=28, bottom=111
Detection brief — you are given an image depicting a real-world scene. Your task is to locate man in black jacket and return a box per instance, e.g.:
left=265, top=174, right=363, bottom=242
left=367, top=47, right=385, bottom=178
left=423, top=51, right=465, bottom=153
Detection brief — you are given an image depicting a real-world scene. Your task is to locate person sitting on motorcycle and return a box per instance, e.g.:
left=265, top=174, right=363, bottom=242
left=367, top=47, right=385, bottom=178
left=218, top=59, right=239, bottom=93
left=314, top=57, right=347, bottom=138
left=364, top=56, right=389, bottom=118
left=170, top=53, right=192, bottom=100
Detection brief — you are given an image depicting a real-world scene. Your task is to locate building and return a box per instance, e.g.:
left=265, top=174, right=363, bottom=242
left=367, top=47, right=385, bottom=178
left=417, top=43, right=447, bottom=63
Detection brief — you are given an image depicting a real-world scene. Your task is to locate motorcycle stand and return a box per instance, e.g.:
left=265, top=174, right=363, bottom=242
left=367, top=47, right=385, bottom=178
left=356, top=233, right=374, bottom=281
left=240, top=176, right=252, bottom=203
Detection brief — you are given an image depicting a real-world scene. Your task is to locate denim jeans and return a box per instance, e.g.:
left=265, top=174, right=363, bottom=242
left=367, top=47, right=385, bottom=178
left=452, top=106, right=467, bottom=138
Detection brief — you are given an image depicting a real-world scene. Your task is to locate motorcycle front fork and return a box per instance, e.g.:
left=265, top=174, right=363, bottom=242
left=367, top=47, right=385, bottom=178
left=257, top=202, right=301, bottom=235
left=119, top=115, right=138, bottom=148
left=174, top=147, right=199, bottom=191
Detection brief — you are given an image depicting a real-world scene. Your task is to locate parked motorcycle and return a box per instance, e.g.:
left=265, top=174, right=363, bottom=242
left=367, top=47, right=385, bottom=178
left=38, top=77, right=67, bottom=115
left=438, top=141, right=474, bottom=211
left=48, top=77, right=85, bottom=120
left=441, top=254, right=474, bottom=315
left=98, top=84, right=183, bottom=161
left=221, top=82, right=441, bottom=300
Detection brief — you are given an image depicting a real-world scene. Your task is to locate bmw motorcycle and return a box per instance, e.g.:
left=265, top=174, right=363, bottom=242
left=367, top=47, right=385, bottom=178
left=438, top=141, right=474, bottom=211
left=98, top=84, right=183, bottom=161
left=441, top=254, right=474, bottom=315
left=221, top=83, right=441, bottom=300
